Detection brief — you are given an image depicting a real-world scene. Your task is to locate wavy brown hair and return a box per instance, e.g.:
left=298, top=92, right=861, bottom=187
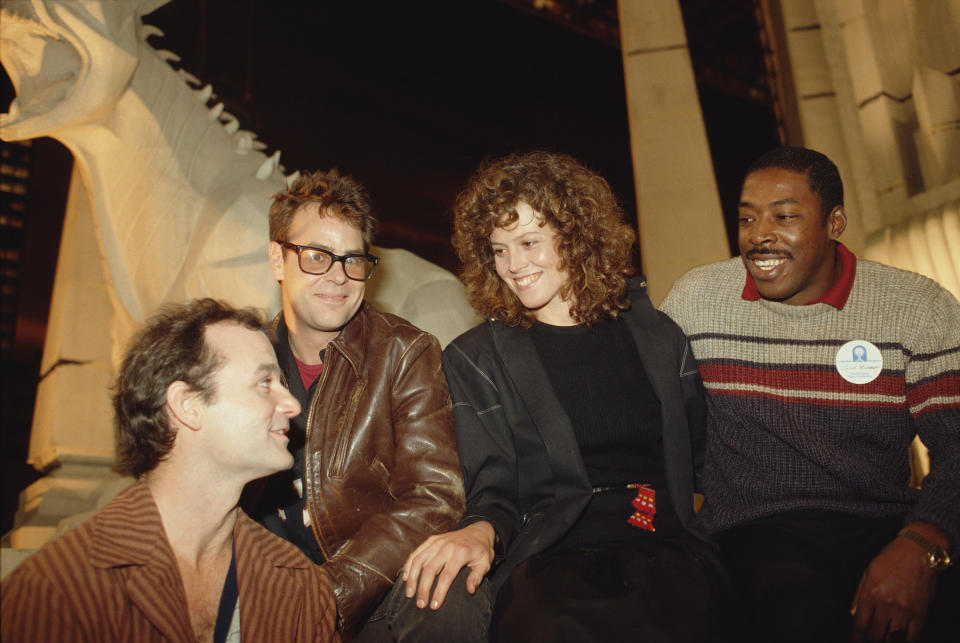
left=452, top=151, right=636, bottom=327
left=270, top=168, right=377, bottom=250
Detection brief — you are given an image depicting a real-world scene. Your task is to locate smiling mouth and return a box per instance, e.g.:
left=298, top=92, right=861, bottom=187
left=752, top=258, right=787, bottom=272
left=315, top=292, right=348, bottom=303
left=514, top=273, right=541, bottom=288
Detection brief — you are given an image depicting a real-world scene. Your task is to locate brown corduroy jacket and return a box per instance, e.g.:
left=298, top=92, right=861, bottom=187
left=1, top=480, right=339, bottom=642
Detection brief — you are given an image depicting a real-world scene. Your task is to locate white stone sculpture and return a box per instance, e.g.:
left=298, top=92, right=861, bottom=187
left=0, top=0, right=477, bottom=549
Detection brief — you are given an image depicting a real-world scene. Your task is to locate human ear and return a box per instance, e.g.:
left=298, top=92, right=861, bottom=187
left=166, top=381, right=203, bottom=431
left=268, top=241, right=285, bottom=282
left=828, top=207, right=847, bottom=240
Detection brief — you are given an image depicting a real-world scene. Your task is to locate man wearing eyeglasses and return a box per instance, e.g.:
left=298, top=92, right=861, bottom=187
left=253, top=169, right=465, bottom=640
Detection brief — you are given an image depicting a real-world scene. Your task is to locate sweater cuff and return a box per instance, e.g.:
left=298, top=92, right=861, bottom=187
left=904, top=507, right=959, bottom=553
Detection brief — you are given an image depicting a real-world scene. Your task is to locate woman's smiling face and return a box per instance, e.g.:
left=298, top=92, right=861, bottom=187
left=489, top=202, right=574, bottom=326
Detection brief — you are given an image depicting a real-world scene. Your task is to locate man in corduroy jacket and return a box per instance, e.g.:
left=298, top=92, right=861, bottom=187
left=1, top=299, right=339, bottom=642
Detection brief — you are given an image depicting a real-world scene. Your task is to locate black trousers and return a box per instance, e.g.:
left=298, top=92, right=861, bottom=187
left=354, top=568, right=492, bottom=643
left=490, top=535, right=740, bottom=643
left=717, top=511, right=959, bottom=643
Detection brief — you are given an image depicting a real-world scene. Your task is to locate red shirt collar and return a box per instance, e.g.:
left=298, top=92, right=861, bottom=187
left=741, top=242, right=856, bottom=310
left=294, top=354, right=324, bottom=391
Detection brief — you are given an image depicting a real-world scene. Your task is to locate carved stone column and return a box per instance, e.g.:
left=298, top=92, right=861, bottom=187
left=617, top=0, right=730, bottom=305
left=771, top=0, right=871, bottom=252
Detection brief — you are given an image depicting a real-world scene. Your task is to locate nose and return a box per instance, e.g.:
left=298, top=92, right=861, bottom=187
left=324, top=258, right=349, bottom=284
left=508, top=250, right=528, bottom=274
left=749, top=215, right=776, bottom=246
left=277, top=387, right=301, bottom=418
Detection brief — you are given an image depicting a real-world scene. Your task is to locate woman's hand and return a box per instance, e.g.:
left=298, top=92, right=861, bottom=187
left=402, top=521, right=496, bottom=610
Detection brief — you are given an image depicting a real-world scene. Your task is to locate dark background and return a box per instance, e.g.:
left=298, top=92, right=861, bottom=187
left=1, top=0, right=779, bottom=534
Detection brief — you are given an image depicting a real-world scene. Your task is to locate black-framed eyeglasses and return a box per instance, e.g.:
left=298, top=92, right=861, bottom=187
left=277, top=240, right=379, bottom=281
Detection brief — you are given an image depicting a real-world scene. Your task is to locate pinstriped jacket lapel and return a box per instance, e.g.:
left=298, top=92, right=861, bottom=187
left=123, top=558, right=195, bottom=641
left=88, top=480, right=195, bottom=641
left=235, top=512, right=310, bottom=641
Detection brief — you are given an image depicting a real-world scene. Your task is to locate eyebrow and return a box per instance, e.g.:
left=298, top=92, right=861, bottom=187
left=491, top=231, right=544, bottom=243
left=738, top=198, right=801, bottom=208
left=255, top=363, right=283, bottom=377
left=295, top=241, right=366, bottom=255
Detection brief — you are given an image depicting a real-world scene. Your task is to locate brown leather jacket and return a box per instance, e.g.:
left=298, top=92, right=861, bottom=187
left=274, top=302, right=464, bottom=629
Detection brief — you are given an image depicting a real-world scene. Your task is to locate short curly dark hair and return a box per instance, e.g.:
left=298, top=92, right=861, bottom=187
left=269, top=168, right=377, bottom=250
left=113, top=298, right=264, bottom=478
left=746, top=146, right=843, bottom=220
left=452, top=151, right=636, bottom=327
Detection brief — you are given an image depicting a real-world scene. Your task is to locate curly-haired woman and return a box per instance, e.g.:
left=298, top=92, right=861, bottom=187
left=401, top=151, right=737, bottom=642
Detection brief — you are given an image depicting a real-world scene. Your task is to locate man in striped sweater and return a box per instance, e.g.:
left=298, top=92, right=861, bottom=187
left=661, top=147, right=958, bottom=643
left=1, top=299, right=338, bottom=642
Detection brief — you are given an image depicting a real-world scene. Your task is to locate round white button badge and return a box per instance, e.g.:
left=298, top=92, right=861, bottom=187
left=835, top=340, right=883, bottom=384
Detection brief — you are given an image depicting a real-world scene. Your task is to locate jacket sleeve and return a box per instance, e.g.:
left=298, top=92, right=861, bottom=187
left=442, top=339, right=523, bottom=556
left=324, top=333, right=465, bottom=628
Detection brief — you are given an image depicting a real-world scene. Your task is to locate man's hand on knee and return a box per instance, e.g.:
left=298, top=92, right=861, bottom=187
left=402, top=521, right=496, bottom=610
left=850, top=523, right=946, bottom=642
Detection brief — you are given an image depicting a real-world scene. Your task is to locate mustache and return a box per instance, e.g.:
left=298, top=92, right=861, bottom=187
left=745, top=247, right=793, bottom=260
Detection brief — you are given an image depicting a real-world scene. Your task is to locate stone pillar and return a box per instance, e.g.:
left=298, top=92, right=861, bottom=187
left=776, top=0, right=960, bottom=287
left=774, top=0, right=871, bottom=252
left=617, top=0, right=729, bottom=305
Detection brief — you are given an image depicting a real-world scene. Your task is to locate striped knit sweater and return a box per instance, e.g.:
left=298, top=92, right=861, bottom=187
left=661, top=256, right=960, bottom=546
